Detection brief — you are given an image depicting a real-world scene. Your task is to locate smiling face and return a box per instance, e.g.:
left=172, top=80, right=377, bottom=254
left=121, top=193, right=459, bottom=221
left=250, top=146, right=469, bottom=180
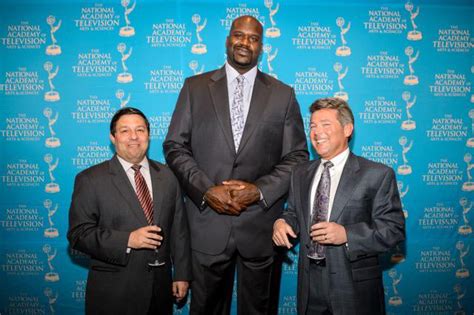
left=310, top=108, right=353, bottom=160
left=226, top=16, right=263, bottom=74
left=110, top=114, right=149, bottom=164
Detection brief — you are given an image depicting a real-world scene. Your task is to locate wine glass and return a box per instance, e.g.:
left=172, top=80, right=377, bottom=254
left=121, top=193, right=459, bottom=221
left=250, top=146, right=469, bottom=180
left=148, top=224, right=165, bottom=267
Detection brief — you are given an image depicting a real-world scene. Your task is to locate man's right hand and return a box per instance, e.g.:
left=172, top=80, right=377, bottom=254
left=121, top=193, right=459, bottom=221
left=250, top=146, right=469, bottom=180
left=128, top=225, right=162, bottom=249
left=204, top=184, right=245, bottom=215
left=272, top=219, right=297, bottom=249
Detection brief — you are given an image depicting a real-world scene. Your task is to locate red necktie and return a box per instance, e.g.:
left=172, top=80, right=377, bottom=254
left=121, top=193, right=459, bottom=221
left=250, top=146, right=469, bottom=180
left=131, top=164, right=154, bottom=225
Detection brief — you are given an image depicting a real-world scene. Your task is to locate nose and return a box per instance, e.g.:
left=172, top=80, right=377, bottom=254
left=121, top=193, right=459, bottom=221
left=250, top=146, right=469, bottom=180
left=130, top=130, right=138, bottom=139
left=239, top=35, right=251, bottom=47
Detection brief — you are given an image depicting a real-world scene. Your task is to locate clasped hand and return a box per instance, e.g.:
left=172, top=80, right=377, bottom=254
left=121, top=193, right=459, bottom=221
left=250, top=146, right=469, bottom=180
left=204, top=180, right=260, bottom=215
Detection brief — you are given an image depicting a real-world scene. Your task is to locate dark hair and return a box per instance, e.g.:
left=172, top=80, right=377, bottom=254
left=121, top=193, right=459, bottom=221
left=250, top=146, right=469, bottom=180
left=110, top=107, right=150, bottom=135
left=309, top=97, right=354, bottom=140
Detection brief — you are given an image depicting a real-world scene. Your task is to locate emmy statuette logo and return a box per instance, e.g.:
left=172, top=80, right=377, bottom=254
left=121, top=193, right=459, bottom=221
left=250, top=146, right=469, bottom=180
left=462, top=153, right=474, bottom=191
left=44, top=153, right=60, bottom=193
left=458, top=197, right=472, bottom=235
left=453, top=284, right=466, bottom=315
left=117, top=43, right=133, bottom=83
left=44, top=287, right=58, bottom=314
left=263, top=44, right=278, bottom=79
left=44, top=108, right=61, bottom=148
left=44, top=199, right=59, bottom=238
left=405, top=1, right=422, bottom=41
left=43, top=244, right=59, bottom=282
left=189, top=60, right=204, bottom=75
left=466, top=109, right=474, bottom=147
left=46, top=15, right=62, bottom=55
left=335, top=17, right=351, bottom=57
left=43, top=62, right=60, bottom=102
left=119, top=0, right=136, bottom=37
left=191, top=14, right=207, bottom=54
left=398, top=181, right=409, bottom=218
left=333, top=62, right=349, bottom=101
left=401, top=91, right=416, bottom=130
left=388, top=269, right=403, bottom=306
left=455, top=241, right=470, bottom=278
left=397, top=136, right=413, bottom=175
left=264, top=0, right=281, bottom=38
left=403, top=46, right=419, bottom=85
left=116, top=89, right=131, bottom=108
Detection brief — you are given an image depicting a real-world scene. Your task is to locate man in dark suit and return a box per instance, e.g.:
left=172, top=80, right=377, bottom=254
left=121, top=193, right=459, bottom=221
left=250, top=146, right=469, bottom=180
left=273, top=97, right=405, bottom=315
left=163, top=15, right=308, bottom=315
left=68, top=107, right=191, bottom=315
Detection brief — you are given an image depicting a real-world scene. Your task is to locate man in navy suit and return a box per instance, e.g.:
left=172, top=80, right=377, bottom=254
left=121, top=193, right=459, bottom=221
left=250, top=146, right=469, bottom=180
left=273, top=97, right=405, bottom=315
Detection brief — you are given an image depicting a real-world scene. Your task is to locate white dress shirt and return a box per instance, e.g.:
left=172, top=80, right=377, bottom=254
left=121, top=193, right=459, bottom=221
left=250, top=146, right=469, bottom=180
left=225, top=61, right=258, bottom=125
left=309, top=148, right=350, bottom=220
left=117, top=155, right=153, bottom=200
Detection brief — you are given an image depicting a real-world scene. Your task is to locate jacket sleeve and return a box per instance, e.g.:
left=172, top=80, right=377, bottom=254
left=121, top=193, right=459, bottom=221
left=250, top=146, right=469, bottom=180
left=280, top=169, right=301, bottom=236
left=344, top=168, right=406, bottom=261
left=254, top=88, right=309, bottom=209
left=67, top=172, right=130, bottom=266
left=170, top=179, right=192, bottom=281
left=163, top=78, right=214, bottom=208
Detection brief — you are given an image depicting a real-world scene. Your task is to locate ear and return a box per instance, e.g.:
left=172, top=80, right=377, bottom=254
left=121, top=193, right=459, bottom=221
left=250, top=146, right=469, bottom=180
left=109, top=133, right=116, bottom=145
left=343, top=123, right=354, bottom=138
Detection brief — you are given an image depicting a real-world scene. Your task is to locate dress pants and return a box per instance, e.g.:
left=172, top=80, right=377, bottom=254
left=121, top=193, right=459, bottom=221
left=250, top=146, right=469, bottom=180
left=190, top=230, right=273, bottom=315
left=147, top=263, right=173, bottom=315
left=307, top=259, right=333, bottom=315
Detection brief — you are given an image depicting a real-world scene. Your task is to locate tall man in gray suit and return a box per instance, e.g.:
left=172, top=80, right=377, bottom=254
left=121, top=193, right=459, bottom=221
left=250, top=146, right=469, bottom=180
left=68, top=107, right=191, bottom=315
left=273, top=98, right=405, bottom=315
left=164, top=15, right=308, bottom=315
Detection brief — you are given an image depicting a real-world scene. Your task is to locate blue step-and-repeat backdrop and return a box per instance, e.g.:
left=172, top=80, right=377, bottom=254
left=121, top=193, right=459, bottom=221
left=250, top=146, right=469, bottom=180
left=1, top=0, right=473, bottom=314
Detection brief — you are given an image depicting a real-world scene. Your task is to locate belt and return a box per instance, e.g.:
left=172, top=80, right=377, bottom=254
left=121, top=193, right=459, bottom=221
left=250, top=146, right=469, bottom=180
left=309, top=258, right=326, bottom=267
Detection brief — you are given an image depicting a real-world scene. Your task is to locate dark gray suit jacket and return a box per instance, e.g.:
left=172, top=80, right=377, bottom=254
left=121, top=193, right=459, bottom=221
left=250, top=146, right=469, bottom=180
left=67, top=155, right=191, bottom=314
left=282, top=153, right=405, bottom=315
left=163, top=67, right=308, bottom=257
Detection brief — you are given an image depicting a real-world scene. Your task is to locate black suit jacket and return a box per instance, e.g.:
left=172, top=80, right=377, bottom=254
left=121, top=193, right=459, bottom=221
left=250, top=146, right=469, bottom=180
left=163, top=67, right=308, bottom=257
left=282, top=153, right=405, bottom=315
left=67, top=156, right=191, bottom=314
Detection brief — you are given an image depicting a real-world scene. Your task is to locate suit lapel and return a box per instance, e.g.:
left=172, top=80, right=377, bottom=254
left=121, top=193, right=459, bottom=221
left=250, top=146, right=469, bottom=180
left=302, top=160, right=320, bottom=234
left=329, top=153, right=360, bottom=222
left=237, top=71, right=271, bottom=155
left=109, top=156, right=148, bottom=226
left=149, top=161, right=164, bottom=225
left=209, top=67, right=236, bottom=153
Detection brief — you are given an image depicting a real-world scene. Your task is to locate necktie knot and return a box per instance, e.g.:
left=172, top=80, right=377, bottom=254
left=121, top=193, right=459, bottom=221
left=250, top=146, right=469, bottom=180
left=236, top=75, right=245, bottom=86
left=131, top=164, right=141, bottom=172
left=323, top=161, right=334, bottom=169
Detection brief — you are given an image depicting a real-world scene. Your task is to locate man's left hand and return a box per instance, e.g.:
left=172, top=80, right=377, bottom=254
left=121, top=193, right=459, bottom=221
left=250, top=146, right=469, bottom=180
left=172, top=281, right=189, bottom=301
left=310, top=221, right=347, bottom=245
left=223, top=180, right=260, bottom=206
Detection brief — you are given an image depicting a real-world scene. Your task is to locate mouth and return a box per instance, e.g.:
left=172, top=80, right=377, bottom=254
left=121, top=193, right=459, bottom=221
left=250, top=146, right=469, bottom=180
left=315, top=139, right=328, bottom=145
left=235, top=46, right=251, bottom=57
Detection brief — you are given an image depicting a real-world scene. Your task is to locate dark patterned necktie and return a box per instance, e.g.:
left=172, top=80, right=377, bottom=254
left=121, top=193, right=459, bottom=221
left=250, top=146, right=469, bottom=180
left=131, top=164, right=154, bottom=225
left=308, top=161, right=334, bottom=260
left=231, top=75, right=245, bottom=151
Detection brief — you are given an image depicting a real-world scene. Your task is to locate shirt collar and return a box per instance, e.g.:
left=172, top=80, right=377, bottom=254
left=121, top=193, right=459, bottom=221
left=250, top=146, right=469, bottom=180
left=225, top=61, right=258, bottom=85
left=116, top=155, right=150, bottom=172
left=321, top=147, right=350, bottom=169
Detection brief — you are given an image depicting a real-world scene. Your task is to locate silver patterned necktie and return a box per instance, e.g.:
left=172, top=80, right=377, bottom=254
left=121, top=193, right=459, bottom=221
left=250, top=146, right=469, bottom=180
left=308, top=160, right=334, bottom=260
left=231, top=75, right=245, bottom=151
